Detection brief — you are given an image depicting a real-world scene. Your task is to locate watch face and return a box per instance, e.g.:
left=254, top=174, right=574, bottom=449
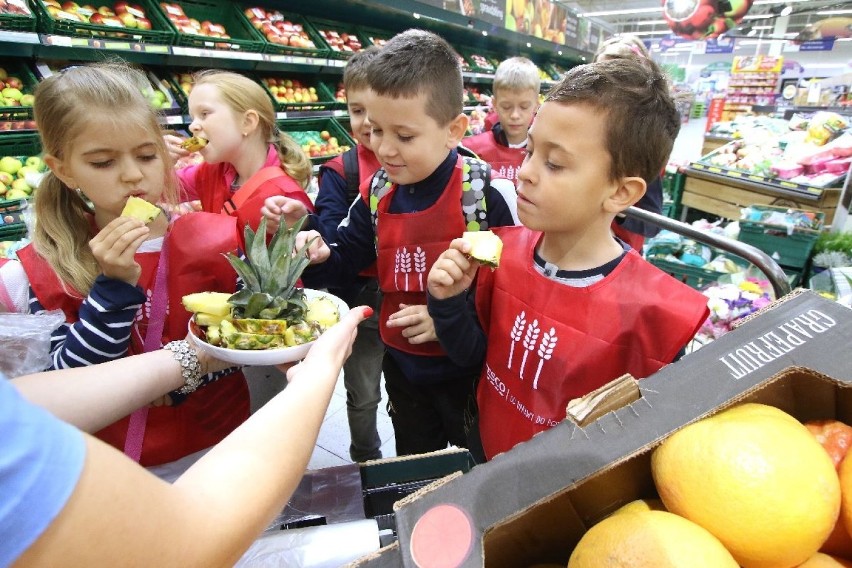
left=782, top=84, right=798, bottom=100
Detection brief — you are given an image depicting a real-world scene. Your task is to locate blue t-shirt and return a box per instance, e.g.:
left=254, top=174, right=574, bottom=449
left=0, top=375, right=86, bottom=568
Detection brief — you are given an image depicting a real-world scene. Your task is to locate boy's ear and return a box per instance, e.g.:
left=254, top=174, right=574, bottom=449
left=604, top=176, right=646, bottom=214
left=446, top=113, right=469, bottom=149
left=44, top=154, right=75, bottom=189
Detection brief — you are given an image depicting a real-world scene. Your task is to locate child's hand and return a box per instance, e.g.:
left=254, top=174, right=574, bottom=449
left=261, top=196, right=310, bottom=235
left=295, top=230, right=329, bottom=264
left=164, top=134, right=190, bottom=162
left=387, top=303, right=437, bottom=344
left=427, top=238, right=479, bottom=300
left=89, top=217, right=150, bottom=286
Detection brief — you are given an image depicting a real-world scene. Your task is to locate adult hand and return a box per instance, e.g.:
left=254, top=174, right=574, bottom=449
left=387, top=303, right=437, bottom=344
left=282, top=306, right=371, bottom=382
left=89, top=216, right=150, bottom=286
left=427, top=237, right=479, bottom=300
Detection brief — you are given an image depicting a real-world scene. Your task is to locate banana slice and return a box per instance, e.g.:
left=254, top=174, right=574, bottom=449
left=181, top=136, right=208, bottom=152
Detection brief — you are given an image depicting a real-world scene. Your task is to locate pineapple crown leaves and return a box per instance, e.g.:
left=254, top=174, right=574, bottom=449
left=224, top=215, right=318, bottom=319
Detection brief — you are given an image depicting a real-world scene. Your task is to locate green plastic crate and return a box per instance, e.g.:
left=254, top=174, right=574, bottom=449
left=32, top=0, right=174, bottom=43
left=239, top=8, right=327, bottom=58
left=661, top=167, right=685, bottom=220
left=306, top=17, right=369, bottom=60
left=255, top=73, right=336, bottom=113
left=278, top=117, right=354, bottom=166
left=463, top=50, right=499, bottom=74
left=161, top=0, right=264, bottom=52
left=0, top=59, right=39, bottom=127
left=357, top=26, right=390, bottom=48
left=738, top=205, right=824, bottom=270
left=0, top=0, right=37, bottom=32
left=649, top=256, right=801, bottom=291
left=0, top=134, right=43, bottom=236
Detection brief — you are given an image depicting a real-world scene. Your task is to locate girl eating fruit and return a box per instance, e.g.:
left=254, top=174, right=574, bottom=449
left=0, top=62, right=250, bottom=468
left=166, top=70, right=315, bottom=239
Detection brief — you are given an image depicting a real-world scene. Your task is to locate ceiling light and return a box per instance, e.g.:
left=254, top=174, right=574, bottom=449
left=631, top=30, right=676, bottom=36
left=780, top=5, right=793, bottom=16
left=817, top=9, right=852, bottom=16
left=635, top=20, right=667, bottom=26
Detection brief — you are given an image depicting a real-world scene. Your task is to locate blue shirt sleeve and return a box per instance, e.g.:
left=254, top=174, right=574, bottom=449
left=0, top=376, right=86, bottom=568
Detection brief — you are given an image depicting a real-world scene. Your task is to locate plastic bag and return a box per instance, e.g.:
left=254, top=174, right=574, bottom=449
left=0, top=310, right=65, bottom=378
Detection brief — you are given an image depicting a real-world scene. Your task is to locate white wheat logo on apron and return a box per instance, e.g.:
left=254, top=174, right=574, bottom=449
left=414, top=247, right=426, bottom=290
left=507, top=311, right=559, bottom=390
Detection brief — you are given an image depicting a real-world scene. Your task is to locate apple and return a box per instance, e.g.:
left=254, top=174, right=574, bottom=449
left=118, top=12, right=137, bottom=27
left=60, top=1, right=78, bottom=11
left=0, top=171, right=13, bottom=184
left=0, top=156, right=21, bottom=175
left=320, top=130, right=330, bottom=141
left=97, top=5, right=114, bottom=16
left=10, top=178, right=31, bottom=194
left=88, top=11, right=103, bottom=23
left=19, top=94, right=34, bottom=107
left=25, top=156, right=44, bottom=171
left=1, top=87, right=21, bottom=101
left=0, top=68, right=7, bottom=80
left=5, top=188, right=28, bottom=200
left=0, top=182, right=6, bottom=195
left=136, top=16, right=150, bottom=29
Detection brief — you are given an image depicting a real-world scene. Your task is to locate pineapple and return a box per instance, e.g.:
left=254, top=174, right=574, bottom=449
left=305, top=296, right=340, bottom=329
left=182, top=292, right=232, bottom=317
left=221, top=216, right=318, bottom=350
left=121, top=196, right=161, bottom=225
left=181, top=136, right=208, bottom=152
left=463, top=230, right=503, bottom=268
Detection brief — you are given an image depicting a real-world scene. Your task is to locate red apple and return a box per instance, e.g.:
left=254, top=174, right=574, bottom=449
left=117, top=12, right=136, bottom=27
left=135, top=16, right=150, bottom=29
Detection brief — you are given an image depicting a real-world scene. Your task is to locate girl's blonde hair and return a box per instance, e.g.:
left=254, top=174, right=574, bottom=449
left=193, top=70, right=312, bottom=189
left=594, top=34, right=652, bottom=62
left=32, top=61, right=178, bottom=296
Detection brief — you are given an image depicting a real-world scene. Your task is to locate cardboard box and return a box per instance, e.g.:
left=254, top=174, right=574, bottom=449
left=371, top=290, right=852, bottom=567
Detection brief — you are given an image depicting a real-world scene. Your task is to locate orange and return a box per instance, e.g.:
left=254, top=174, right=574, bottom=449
left=567, top=510, right=738, bottom=567
left=652, top=403, right=841, bottom=568
left=837, top=450, right=852, bottom=551
left=797, top=552, right=852, bottom=567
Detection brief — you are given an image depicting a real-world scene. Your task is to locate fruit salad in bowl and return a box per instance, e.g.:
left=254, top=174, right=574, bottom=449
left=184, top=216, right=348, bottom=365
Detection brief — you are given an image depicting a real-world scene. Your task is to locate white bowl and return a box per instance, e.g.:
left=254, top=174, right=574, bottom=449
left=187, top=288, right=349, bottom=366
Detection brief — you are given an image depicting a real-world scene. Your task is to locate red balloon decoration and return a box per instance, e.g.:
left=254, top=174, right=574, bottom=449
left=663, top=0, right=754, bottom=40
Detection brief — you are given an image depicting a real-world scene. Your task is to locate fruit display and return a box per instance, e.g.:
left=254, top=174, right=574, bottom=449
left=0, top=0, right=31, bottom=16
left=565, top=403, right=852, bottom=567
left=464, top=85, right=491, bottom=105
left=259, top=76, right=328, bottom=109
left=364, top=32, right=388, bottom=47
left=242, top=7, right=319, bottom=52
left=333, top=82, right=345, bottom=104
left=466, top=53, right=496, bottom=73
left=456, top=53, right=471, bottom=72
left=286, top=126, right=350, bottom=160
left=183, top=216, right=340, bottom=351
left=0, top=64, right=36, bottom=131
left=39, top=0, right=156, bottom=31
left=0, top=153, right=47, bottom=200
left=312, top=21, right=363, bottom=56
left=160, top=2, right=227, bottom=37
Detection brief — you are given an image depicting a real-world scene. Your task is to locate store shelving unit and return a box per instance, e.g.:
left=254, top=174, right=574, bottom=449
left=721, top=54, right=782, bottom=123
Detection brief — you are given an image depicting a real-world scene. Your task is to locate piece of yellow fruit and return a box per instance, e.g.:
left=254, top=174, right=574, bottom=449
left=195, top=312, right=226, bottom=327
left=121, top=196, right=161, bottom=224
left=181, top=136, right=208, bottom=152
left=463, top=230, right=503, bottom=268
left=182, top=292, right=232, bottom=317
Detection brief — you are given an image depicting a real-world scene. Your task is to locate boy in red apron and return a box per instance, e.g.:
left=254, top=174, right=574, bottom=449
left=262, top=30, right=519, bottom=457
left=428, top=58, right=710, bottom=461
left=463, top=57, right=540, bottom=185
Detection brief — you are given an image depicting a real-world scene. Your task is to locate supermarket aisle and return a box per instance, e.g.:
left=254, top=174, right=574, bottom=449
left=670, top=116, right=707, bottom=164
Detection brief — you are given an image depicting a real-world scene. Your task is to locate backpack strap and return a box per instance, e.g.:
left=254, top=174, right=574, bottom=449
left=341, top=147, right=360, bottom=204
left=222, top=166, right=287, bottom=215
left=368, top=155, right=492, bottom=239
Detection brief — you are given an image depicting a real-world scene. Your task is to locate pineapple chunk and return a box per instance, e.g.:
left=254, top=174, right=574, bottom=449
left=463, top=230, right=503, bottom=268
left=181, top=136, right=208, bottom=152
left=182, top=292, right=232, bottom=317
left=206, top=325, right=221, bottom=346
left=195, top=312, right=227, bottom=327
left=305, top=296, right=340, bottom=329
left=121, top=196, right=161, bottom=224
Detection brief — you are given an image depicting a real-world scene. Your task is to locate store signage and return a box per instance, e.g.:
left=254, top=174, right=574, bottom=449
left=701, top=37, right=735, bottom=54
left=799, top=38, right=836, bottom=52
left=657, top=35, right=692, bottom=52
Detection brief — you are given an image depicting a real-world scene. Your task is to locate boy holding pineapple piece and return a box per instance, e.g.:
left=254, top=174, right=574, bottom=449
left=263, top=29, right=519, bottom=457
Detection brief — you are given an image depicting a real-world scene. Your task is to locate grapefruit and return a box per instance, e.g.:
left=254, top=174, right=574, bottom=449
left=567, top=510, right=738, bottom=567
left=806, top=419, right=852, bottom=559
left=797, top=552, right=852, bottom=567
left=652, top=403, right=841, bottom=568
left=610, top=498, right=667, bottom=516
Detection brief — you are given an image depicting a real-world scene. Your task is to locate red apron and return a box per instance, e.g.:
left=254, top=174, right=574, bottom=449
left=18, top=212, right=250, bottom=466
left=375, top=157, right=466, bottom=356
left=463, top=131, right=526, bottom=183
left=475, top=226, right=710, bottom=459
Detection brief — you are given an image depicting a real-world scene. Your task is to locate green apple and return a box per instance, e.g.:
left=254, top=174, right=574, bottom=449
left=25, top=156, right=44, bottom=171
left=5, top=188, right=28, bottom=200
left=17, top=165, right=39, bottom=179
left=0, top=156, right=22, bottom=175
left=0, top=171, right=13, bottom=185
left=10, top=178, right=31, bottom=194
left=0, top=181, right=7, bottom=195
left=19, top=94, right=34, bottom=107
left=1, top=87, right=22, bottom=101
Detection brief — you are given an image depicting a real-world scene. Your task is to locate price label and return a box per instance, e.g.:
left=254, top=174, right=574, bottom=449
left=727, top=171, right=742, bottom=178
left=103, top=41, right=133, bottom=50
left=708, top=167, right=722, bottom=173
left=276, top=112, right=288, bottom=119
left=748, top=175, right=764, bottom=182
left=779, top=182, right=797, bottom=189
left=144, top=44, right=170, bottom=54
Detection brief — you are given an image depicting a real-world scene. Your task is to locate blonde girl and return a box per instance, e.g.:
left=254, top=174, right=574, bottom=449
left=2, top=61, right=249, bottom=467
left=169, top=70, right=314, bottom=237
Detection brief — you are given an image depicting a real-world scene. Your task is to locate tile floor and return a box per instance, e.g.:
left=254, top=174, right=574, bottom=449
left=243, top=119, right=709, bottom=471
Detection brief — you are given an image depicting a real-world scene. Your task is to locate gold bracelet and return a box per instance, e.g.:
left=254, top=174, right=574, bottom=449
left=163, top=340, right=203, bottom=394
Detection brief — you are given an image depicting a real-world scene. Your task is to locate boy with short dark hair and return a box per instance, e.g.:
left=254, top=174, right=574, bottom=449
left=463, top=56, right=540, bottom=184
left=428, top=58, right=710, bottom=461
left=263, top=29, right=518, bottom=457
